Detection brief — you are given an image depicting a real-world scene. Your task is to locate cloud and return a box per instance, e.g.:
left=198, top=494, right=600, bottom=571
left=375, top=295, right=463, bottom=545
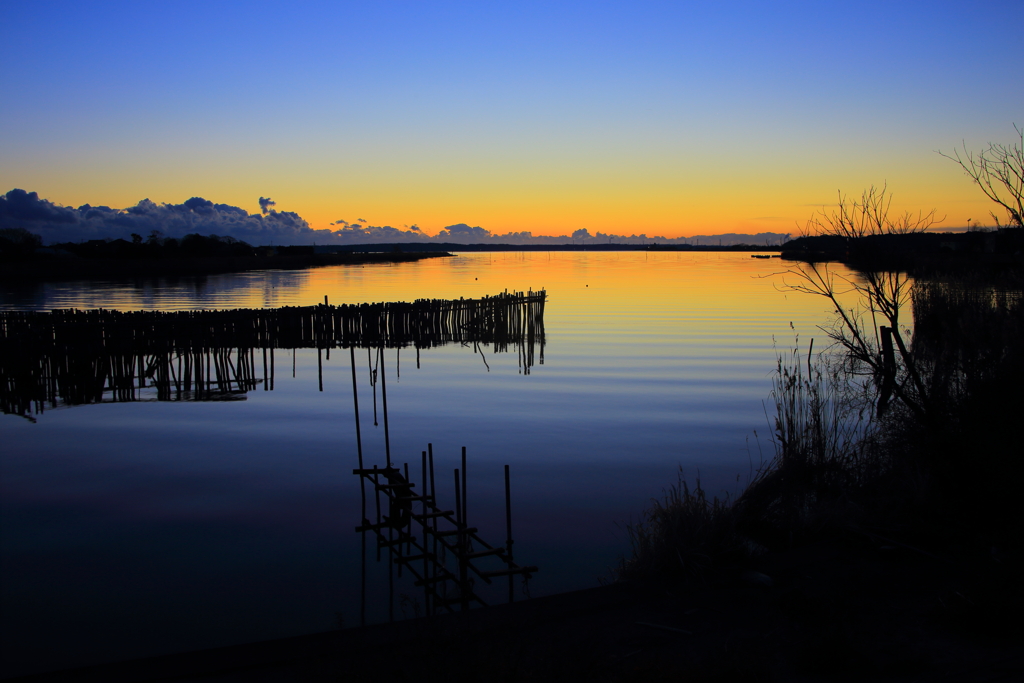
left=327, top=221, right=433, bottom=243
left=2, top=189, right=794, bottom=247
left=183, top=197, right=215, bottom=215
left=1, top=189, right=316, bottom=245
left=436, top=223, right=492, bottom=240
left=0, top=189, right=77, bottom=224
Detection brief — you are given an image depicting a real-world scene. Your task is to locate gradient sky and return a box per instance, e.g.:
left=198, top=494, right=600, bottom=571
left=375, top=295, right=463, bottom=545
left=2, top=1, right=1022, bottom=238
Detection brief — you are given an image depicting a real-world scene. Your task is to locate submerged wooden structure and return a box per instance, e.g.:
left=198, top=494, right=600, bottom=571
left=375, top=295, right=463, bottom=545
left=1, top=291, right=542, bottom=620
left=0, top=290, right=545, bottom=418
left=354, top=447, right=537, bottom=620
left=347, top=345, right=536, bottom=623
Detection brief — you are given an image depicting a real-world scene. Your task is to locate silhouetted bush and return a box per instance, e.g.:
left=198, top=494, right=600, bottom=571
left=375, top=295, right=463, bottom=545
left=618, top=472, right=743, bottom=582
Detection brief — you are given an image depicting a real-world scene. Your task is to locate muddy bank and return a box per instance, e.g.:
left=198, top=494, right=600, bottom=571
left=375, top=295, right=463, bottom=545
left=9, top=538, right=1021, bottom=682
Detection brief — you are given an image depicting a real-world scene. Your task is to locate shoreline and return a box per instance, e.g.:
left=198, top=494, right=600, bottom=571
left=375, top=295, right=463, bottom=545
left=0, top=251, right=452, bottom=282
left=7, top=540, right=1021, bottom=682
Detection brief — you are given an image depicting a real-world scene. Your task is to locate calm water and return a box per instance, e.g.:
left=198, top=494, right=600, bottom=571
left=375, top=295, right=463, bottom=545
left=1, top=252, right=856, bottom=675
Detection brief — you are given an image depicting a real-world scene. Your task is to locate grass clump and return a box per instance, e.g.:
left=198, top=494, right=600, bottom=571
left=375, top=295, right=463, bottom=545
left=617, top=472, right=740, bottom=583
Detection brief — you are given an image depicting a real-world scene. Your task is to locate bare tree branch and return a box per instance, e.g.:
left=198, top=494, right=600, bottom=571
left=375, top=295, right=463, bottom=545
left=938, top=123, right=1024, bottom=229
left=778, top=187, right=936, bottom=420
left=803, top=184, right=939, bottom=238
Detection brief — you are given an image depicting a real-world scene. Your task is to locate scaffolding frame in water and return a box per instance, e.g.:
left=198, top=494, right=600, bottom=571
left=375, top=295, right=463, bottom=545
left=349, top=346, right=537, bottom=624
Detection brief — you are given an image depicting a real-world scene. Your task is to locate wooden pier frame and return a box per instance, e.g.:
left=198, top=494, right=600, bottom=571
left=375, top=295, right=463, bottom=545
left=350, top=338, right=537, bottom=622
left=1, top=290, right=546, bottom=418
left=354, top=455, right=537, bottom=618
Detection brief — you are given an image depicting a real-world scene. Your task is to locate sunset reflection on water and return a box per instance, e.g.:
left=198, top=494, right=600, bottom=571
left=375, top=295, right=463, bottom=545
left=1, top=252, right=863, bottom=675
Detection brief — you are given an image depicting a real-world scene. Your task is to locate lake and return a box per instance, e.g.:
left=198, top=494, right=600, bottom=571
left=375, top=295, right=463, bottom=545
left=0, top=251, right=858, bottom=676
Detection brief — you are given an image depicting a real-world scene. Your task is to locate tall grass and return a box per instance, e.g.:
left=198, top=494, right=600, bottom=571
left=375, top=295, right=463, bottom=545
left=618, top=473, right=739, bottom=582
left=620, top=341, right=878, bottom=581
left=734, top=341, right=881, bottom=546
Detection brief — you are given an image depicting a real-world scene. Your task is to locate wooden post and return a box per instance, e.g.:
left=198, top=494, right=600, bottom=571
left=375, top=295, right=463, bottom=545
left=404, top=462, right=413, bottom=555
left=369, top=347, right=378, bottom=427
left=349, top=347, right=364, bottom=470
left=461, top=446, right=468, bottom=536
left=388, top=517, right=394, bottom=622
left=428, top=444, right=436, bottom=505
left=429, top=442, right=438, bottom=611
left=454, top=469, right=462, bottom=529
left=262, top=347, right=268, bottom=391
left=454, top=468, right=468, bottom=611
left=351, top=345, right=366, bottom=628
left=505, top=464, right=514, bottom=603
left=421, top=450, right=430, bottom=616
left=374, top=466, right=382, bottom=562
left=879, top=326, right=895, bottom=416
left=379, top=346, right=391, bottom=468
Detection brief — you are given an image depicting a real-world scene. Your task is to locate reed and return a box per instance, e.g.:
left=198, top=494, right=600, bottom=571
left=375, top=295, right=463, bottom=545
left=732, top=341, right=881, bottom=546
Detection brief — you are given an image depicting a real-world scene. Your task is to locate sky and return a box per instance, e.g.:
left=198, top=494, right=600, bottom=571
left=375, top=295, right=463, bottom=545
left=1, top=1, right=1022, bottom=242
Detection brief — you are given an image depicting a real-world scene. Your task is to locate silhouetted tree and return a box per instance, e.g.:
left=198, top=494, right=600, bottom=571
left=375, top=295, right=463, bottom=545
left=939, top=124, right=1024, bottom=229
left=0, top=227, right=42, bottom=251
left=781, top=187, right=940, bottom=420
left=800, top=184, right=938, bottom=238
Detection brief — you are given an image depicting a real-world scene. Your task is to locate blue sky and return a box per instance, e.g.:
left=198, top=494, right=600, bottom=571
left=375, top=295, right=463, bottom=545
left=2, top=1, right=1022, bottom=238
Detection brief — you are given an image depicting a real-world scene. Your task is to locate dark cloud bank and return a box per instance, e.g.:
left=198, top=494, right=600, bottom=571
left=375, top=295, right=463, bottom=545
left=1, top=189, right=788, bottom=247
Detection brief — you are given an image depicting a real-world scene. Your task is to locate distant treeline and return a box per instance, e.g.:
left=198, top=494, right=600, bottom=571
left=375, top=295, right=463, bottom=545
left=781, top=229, right=1024, bottom=273
left=0, top=228, right=451, bottom=280
left=1, top=228, right=256, bottom=260
left=2, top=228, right=783, bottom=262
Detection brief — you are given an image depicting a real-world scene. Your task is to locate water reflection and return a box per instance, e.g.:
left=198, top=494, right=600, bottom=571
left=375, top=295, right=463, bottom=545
left=349, top=341, right=538, bottom=626
left=0, top=291, right=545, bottom=419
left=0, top=254, right=860, bottom=676
left=0, top=268, right=315, bottom=312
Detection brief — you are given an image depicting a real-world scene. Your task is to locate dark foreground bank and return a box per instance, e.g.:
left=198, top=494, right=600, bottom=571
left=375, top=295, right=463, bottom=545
left=0, top=251, right=452, bottom=281
left=6, top=537, right=1022, bottom=683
